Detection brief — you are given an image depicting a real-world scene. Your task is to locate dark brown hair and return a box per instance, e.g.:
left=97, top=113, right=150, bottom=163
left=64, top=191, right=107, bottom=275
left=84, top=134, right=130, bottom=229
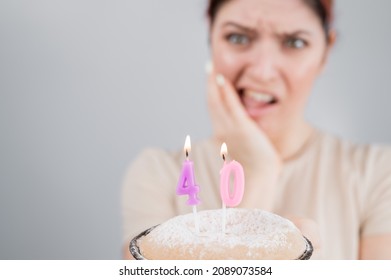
left=207, top=0, right=334, bottom=43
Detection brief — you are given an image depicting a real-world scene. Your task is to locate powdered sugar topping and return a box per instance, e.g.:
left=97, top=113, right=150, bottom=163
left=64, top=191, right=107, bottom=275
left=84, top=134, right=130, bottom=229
left=147, top=208, right=299, bottom=252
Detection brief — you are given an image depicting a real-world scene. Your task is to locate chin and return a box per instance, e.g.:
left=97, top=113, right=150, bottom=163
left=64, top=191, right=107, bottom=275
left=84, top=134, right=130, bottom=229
left=253, top=116, right=280, bottom=140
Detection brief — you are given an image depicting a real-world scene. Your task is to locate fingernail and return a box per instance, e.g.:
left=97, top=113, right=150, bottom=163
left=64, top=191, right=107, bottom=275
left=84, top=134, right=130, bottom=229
left=216, top=74, right=225, bottom=86
left=205, top=61, right=213, bottom=74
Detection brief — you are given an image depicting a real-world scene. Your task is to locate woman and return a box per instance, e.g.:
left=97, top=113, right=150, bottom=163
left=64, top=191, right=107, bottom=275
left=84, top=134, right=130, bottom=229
left=122, top=0, right=391, bottom=259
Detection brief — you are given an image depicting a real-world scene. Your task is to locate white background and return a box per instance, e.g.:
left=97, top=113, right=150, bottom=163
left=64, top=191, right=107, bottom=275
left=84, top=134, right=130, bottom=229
left=0, top=0, right=391, bottom=259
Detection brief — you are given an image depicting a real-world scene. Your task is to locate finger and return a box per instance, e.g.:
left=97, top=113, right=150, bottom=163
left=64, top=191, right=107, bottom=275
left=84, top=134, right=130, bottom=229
left=289, top=217, right=322, bottom=250
left=215, top=73, right=249, bottom=122
left=206, top=65, right=231, bottom=130
left=205, top=61, right=243, bottom=122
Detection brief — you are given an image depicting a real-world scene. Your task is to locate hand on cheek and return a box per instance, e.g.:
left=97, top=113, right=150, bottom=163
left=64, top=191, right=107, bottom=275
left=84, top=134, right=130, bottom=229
left=206, top=63, right=282, bottom=210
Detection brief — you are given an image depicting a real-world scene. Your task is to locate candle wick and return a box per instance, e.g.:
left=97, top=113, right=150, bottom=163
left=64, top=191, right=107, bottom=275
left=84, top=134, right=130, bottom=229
left=185, top=149, right=189, bottom=159
left=222, top=154, right=226, bottom=161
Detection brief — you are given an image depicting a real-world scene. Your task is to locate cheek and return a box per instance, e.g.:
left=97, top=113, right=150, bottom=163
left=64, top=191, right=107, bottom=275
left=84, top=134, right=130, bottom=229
left=280, top=53, right=324, bottom=120
left=285, top=55, right=323, bottom=101
left=212, top=45, right=244, bottom=82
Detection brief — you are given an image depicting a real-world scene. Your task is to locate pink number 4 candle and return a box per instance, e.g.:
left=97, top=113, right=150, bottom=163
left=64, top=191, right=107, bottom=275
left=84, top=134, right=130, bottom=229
left=176, top=135, right=201, bottom=206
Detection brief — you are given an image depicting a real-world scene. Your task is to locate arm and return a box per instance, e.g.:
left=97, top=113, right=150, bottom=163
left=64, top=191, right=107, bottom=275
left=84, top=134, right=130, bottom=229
left=207, top=67, right=281, bottom=211
left=360, top=234, right=391, bottom=259
left=120, top=149, right=177, bottom=260
left=360, top=146, right=391, bottom=260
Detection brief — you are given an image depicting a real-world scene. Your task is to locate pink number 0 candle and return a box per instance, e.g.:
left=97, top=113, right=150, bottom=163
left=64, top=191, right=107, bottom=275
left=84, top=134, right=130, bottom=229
left=176, top=135, right=201, bottom=233
left=220, top=143, right=245, bottom=233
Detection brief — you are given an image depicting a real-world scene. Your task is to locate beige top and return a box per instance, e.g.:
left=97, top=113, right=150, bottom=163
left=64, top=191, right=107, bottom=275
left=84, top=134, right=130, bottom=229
left=121, top=129, right=391, bottom=259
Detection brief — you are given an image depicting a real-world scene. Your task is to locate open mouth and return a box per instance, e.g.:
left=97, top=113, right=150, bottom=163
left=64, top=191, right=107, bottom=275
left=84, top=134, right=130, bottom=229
left=239, top=89, right=278, bottom=105
left=238, top=89, right=279, bottom=117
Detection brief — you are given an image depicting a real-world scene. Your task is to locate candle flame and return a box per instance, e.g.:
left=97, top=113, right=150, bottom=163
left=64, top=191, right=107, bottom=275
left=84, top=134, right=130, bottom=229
left=184, top=135, right=191, bottom=158
left=220, top=142, right=227, bottom=161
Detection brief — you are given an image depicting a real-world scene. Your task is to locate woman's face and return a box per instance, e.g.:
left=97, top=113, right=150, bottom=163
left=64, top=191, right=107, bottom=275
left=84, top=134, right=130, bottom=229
left=210, top=0, right=330, bottom=137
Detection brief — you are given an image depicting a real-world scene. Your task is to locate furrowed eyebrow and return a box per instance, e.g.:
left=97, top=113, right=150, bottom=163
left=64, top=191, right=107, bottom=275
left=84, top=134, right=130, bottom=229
left=221, top=22, right=314, bottom=39
left=279, top=30, right=313, bottom=38
left=221, top=22, right=257, bottom=35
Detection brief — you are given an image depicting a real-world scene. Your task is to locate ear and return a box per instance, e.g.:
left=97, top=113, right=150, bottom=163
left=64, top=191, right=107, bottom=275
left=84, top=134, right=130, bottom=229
left=327, top=29, right=337, bottom=49
left=207, top=17, right=214, bottom=44
left=319, top=29, right=337, bottom=73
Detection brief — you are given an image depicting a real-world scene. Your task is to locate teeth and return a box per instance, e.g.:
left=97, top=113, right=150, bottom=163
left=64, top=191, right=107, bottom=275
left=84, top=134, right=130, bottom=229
left=245, top=91, right=274, bottom=102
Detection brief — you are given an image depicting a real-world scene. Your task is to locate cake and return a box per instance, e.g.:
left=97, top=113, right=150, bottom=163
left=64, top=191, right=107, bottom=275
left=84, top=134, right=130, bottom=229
left=130, top=208, right=313, bottom=260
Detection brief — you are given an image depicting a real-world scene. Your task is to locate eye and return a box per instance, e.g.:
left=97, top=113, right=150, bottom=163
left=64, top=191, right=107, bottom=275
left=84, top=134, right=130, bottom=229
left=226, top=33, right=250, bottom=46
left=284, top=37, right=307, bottom=49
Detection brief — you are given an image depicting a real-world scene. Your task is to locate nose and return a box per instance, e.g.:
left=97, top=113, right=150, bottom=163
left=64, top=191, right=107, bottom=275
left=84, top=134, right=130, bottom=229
left=246, top=42, right=279, bottom=83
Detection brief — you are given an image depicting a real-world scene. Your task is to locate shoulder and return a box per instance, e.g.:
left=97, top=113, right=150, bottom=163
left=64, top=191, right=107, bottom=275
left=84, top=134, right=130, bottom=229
left=316, top=131, right=391, bottom=215
left=132, top=138, right=217, bottom=164
left=132, top=147, right=180, bottom=165
left=124, top=147, right=181, bottom=180
left=315, top=130, right=391, bottom=174
left=124, top=138, right=217, bottom=180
